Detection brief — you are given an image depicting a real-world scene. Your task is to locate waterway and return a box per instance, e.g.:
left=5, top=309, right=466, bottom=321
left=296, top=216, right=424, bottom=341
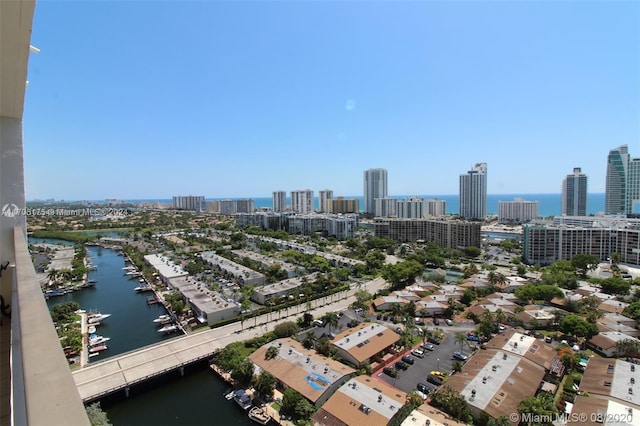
left=32, top=238, right=250, bottom=425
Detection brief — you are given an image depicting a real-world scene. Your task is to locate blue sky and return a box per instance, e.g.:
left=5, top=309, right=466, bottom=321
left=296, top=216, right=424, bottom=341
left=24, top=0, right=639, bottom=200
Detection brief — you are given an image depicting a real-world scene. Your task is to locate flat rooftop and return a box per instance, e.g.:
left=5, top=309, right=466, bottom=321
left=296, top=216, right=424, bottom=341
left=144, top=254, right=188, bottom=279
left=332, top=323, right=399, bottom=364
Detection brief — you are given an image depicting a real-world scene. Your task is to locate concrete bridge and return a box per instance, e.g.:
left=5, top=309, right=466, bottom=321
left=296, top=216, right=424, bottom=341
left=72, top=278, right=387, bottom=402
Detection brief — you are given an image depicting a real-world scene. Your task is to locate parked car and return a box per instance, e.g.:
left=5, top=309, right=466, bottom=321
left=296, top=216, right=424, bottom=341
left=411, top=349, right=425, bottom=358
left=433, top=317, right=440, bottom=325
left=545, top=336, right=553, bottom=343
left=430, top=370, right=446, bottom=378
left=417, top=382, right=435, bottom=394
left=427, top=374, right=443, bottom=386
left=395, top=361, right=409, bottom=370
left=401, top=355, right=415, bottom=365
left=421, top=342, right=435, bottom=351
left=453, top=351, right=468, bottom=361
left=383, top=367, right=398, bottom=377
left=428, top=337, right=441, bottom=345
left=445, top=319, right=453, bottom=326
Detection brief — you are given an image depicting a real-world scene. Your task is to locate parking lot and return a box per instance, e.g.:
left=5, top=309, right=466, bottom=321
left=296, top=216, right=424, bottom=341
left=374, top=323, right=476, bottom=396
left=296, top=306, right=477, bottom=397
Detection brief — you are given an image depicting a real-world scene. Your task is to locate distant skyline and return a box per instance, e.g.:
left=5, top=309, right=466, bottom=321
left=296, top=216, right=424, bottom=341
left=23, top=1, right=639, bottom=200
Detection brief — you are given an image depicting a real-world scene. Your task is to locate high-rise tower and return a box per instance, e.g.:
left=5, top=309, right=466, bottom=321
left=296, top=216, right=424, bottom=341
left=318, top=189, right=333, bottom=213
left=562, top=167, right=588, bottom=216
left=291, top=189, right=314, bottom=214
left=272, top=190, right=287, bottom=212
left=363, top=168, right=388, bottom=215
left=605, top=145, right=629, bottom=214
left=459, top=163, right=487, bottom=220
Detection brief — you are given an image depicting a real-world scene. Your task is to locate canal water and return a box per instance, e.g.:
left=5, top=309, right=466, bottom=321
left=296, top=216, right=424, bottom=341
left=33, top=238, right=251, bottom=425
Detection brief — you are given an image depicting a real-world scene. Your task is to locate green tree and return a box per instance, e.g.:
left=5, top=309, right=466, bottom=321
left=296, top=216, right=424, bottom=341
left=230, top=358, right=254, bottom=387
left=518, top=393, right=557, bottom=426
left=615, top=338, right=640, bottom=358
left=254, top=371, right=277, bottom=401
left=273, top=321, right=299, bottom=338
left=570, top=253, right=599, bottom=278
left=281, top=388, right=316, bottom=421
left=321, top=311, right=340, bottom=334
left=454, top=331, right=468, bottom=351
left=85, top=402, right=112, bottom=426
left=265, top=346, right=279, bottom=360
left=559, top=314, right=599, bottom=339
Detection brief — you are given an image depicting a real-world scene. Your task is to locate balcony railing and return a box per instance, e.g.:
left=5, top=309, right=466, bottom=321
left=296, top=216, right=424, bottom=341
left=4, top=226, right=89, bottom=425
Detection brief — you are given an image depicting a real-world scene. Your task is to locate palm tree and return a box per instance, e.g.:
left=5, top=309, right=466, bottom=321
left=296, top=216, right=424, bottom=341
left=454, top=331, right=468, bottom=352
left=321, top=312, right=339, bottom=334
left=495, top=308, right=507, bottom=327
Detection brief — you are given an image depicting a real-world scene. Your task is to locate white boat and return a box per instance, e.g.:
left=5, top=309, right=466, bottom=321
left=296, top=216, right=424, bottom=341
left=153, top=314, right=172, bottom=324
left=157, top=324, right=179, bottom=334
left=223, top=388, right=236, bottom=400
left=134, top=285, right=153, bottom=292
left=88, top=313, right=111, bottom=324
left=89, top=335, right=111, bottom=346
left=248, top=406, right=271, bottom=425
left=87, top=325, right=96, bottom=334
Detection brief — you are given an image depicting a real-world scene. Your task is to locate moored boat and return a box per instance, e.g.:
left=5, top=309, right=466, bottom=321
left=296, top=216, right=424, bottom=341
left=88, top=313, right=111, bottom=324
left=87, top=325, right=96, bottom=334
left=233, top=389, right=253, bottom=411
left=153, top=314, right=172, bottom=324
left=223, top=388, right=236, bottom=400
left=89, top=344, right=107, bottom=353
left=89, top=335, right=111, bottom=346
left=248, top=406, right=271, bottom=425
left=157, top=324, right=179, bottom=334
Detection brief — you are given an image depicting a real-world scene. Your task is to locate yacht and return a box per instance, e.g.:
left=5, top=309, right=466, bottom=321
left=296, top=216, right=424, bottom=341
left=88, top=313, right=111, bottom=324
left=157, top=324, right=179, bottom=334
left=88, top=335, right=111, bottom=346
left=248, top=406, right=271, bottom=425
left=153, top=314, right=172, bottom=324
left=232, top=389, right=253, bottom=411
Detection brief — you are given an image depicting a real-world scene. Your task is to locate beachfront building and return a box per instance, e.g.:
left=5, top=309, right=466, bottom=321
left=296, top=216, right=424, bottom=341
left=291, top=189, right=314, bottom=214
left=327, top=197, right=359, bottom=214
left=498, top=198, right=539, bottom=224
left=172, top=195, right=204, bottom=211
left=397, top=196, right=426, bottom=219
left=374, top=197, right=397, bottom=218
left=522, top=215, right=640, bottom=266
left=273, top=190, right=287, bottom=212
left=199, top=251, right=265, bottom=286
left=318, top=189, right=333, bottom=213
left=373, top=217, right=481, bottom=248
left=425, top=198, right=447, bottom=217
left=311, top=376, right=407, bottom=426
left=168, top=276, right=237, bottom=324
left=330, top=322, right=400, bottom=368
left=364, top=168, right=388, bottom=215
left=562, top=167, right=588, bottom=216
left=571, top=357, right=640, bottom=425
left=446, top=330, right=560, bottom=425
left=459, top=162, right=487, bottom=220
left=249, top=338, right=355, bottom=406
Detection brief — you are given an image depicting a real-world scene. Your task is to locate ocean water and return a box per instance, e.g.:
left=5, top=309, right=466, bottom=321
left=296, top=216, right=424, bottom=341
left=129, top=193, right=606, bottom=218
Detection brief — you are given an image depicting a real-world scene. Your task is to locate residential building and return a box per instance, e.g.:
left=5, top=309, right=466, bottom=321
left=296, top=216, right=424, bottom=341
left=400, top=404, right=467, bottom=426
left=588, top=332, right=640, bottom=357
left=251, top=274, right=318, bottom=305
left=169, top=276, right=238, bottom=325
left=232, top=249, right=300, bottom=278
left=291, top=189, right=314, bottom=214
left=446, top=330, right=559, bottom=425
left=425, top=198, right=446, bottom=217
left=562, top=167, right=588, bottom=216
left=571, top=357, right=640, bottom=425
left=235, top=198, right=255, bottom=214
left=249, top=338, right=355, bottom=406
left=331, top=323, right=399, bottom=367
left=522, top=216, right=640, bottom=266
left=144, top=253, right=189, bottom=284
left=498, top=198, right=539, bottom=224
left=364, top=168, right=388, bottom=215
left=327, top=196, right=359, bottom=214
left=606, top=145, right=630, bottom=214
left=374, top=217, right=482, bottom=248
left=318, top=189, right=333, bottom=213
left=459, top=162, right=487, bottom=220
left=172, top=195, right=204, bottom=211
left=200, top=251, right=266, bottom=286
left=312, top=375, right=407, bottom=426
left=273, top=190, right=287, bottom=212
left=397, top=196, right=425, bottom=219
left=374, top=197, right=397, bottom=218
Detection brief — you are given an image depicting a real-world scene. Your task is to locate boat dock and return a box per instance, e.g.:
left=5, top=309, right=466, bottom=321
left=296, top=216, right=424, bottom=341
left=72, top=331, right=223, bottom=402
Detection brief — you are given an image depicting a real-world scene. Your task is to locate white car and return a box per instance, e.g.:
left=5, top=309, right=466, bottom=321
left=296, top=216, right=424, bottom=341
left=411, top=349, right=425, bottom=358
left=445, top=319, right=453, bottom=326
